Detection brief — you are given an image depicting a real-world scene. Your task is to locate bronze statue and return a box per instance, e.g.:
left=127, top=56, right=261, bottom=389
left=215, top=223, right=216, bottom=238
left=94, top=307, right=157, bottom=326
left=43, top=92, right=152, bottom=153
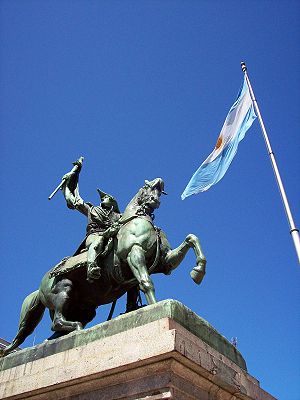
left=1, top=159, right=206, bottom=357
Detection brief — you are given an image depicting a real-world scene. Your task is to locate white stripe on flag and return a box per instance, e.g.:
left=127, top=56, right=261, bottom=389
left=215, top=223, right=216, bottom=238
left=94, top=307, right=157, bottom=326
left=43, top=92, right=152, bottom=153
left=181, top=77, right=257, bottom=199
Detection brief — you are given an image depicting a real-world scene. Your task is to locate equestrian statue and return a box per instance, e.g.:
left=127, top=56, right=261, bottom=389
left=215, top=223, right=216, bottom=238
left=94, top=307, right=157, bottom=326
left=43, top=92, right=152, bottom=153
left=1, top=157, right=206, bottom=357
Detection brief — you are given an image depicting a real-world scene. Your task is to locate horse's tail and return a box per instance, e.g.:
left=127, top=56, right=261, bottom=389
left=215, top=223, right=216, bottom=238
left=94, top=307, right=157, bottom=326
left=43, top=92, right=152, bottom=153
left=0, top=290, right=45, bottom=357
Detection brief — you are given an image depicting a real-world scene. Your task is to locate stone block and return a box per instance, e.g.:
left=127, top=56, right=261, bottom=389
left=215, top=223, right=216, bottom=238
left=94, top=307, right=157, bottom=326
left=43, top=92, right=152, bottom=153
left=0, top=300, right=276, bottom=400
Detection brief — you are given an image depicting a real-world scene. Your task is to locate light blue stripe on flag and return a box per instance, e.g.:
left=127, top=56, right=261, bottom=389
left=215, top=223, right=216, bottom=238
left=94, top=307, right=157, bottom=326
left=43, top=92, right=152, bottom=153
left=181, top=78, right=257, bottom=199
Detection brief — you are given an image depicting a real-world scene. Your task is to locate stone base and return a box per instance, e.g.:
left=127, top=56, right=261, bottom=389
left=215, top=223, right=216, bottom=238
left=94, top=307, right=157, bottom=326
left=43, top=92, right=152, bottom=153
left=0, top=300, right=276, bottom=400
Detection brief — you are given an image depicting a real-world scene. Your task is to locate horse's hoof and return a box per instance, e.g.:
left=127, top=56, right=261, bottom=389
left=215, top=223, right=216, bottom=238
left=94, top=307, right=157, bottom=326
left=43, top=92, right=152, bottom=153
left=0, top=347, right=13, bottom=358
left=190, top=266, right=205, bottom=285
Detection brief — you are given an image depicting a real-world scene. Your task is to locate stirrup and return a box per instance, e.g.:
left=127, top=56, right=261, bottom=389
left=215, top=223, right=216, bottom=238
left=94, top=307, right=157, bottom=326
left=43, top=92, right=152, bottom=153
left=87, top=263, right=101, bottom=281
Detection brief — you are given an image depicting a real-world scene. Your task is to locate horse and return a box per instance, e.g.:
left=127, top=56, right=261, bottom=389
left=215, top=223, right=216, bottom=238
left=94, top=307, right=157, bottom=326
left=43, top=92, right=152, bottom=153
left=1, top=178, right=206, bottom=357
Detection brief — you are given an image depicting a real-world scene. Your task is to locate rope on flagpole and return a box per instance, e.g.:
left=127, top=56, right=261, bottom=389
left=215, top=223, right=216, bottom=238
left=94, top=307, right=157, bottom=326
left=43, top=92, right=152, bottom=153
left=241, top=61, right=300, bottom=264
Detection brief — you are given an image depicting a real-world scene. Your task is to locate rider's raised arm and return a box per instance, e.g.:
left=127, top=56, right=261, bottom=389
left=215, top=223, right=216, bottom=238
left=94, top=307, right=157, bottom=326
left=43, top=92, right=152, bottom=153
left=61, top=163, right=90, bottom=216
left=62, top=182, right=90, bottom=216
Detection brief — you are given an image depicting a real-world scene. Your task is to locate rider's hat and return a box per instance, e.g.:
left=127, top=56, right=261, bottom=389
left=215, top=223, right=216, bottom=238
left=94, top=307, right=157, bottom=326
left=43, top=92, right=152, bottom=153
left=97, top=189, right=120, bottom=213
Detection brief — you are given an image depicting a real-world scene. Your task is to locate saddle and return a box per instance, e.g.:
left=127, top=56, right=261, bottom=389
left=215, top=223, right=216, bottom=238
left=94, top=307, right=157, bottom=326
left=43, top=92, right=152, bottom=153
left=49, top=238, right=114, bottom=278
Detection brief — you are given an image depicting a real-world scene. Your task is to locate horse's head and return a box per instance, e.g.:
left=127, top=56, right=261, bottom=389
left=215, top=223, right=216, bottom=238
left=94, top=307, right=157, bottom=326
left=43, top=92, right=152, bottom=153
left=122, top=178, right=167, bottom=220
left=140, top=178, right=167, bottom=211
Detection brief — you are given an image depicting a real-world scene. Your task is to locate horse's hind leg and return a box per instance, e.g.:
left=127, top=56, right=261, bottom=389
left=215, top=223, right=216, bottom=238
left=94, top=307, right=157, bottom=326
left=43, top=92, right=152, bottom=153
left=127, top=244, right=157, bottom=304
left=50, top=279, right=82, bottom=332
left=126, top=286, right=142, bottom=312
left=1, top=290, right=45, bottom=357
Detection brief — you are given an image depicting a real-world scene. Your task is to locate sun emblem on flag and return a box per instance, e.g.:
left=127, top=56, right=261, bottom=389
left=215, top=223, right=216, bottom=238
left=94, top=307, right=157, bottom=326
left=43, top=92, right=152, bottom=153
left=215, top=135, right=223, bottom=149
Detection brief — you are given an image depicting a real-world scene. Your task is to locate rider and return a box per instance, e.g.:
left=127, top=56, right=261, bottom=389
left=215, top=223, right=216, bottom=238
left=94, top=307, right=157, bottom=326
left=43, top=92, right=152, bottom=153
left=62, top=160, right=121, bottom=281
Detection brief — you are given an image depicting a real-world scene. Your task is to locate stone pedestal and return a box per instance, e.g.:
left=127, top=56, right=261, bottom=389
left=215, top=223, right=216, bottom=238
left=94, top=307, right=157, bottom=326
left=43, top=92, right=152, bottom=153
left=0, top=300, right=276, bottom=399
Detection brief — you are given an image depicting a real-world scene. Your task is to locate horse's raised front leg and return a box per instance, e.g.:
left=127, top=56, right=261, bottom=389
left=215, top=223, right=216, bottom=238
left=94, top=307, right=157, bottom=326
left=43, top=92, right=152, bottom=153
left=164, top=234, right=206, bottom=285
left=50, top=279, right=83, bottom=332
left=127, top=244, right=157, bottom=304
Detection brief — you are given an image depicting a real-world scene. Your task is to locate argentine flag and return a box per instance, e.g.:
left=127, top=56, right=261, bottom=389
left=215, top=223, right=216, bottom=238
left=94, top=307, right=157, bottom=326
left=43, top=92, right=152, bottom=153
left=181, top=77, right=257, bottom=199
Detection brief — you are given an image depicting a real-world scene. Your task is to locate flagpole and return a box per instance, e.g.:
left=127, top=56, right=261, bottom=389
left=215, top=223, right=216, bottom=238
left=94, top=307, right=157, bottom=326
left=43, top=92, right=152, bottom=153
left=241, top=61, right=300, bottom=264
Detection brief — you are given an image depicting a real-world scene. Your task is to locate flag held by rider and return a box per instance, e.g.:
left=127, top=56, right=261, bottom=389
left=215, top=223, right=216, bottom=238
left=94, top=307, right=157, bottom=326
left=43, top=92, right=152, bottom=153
left=181, top=77, right=257, bottom=199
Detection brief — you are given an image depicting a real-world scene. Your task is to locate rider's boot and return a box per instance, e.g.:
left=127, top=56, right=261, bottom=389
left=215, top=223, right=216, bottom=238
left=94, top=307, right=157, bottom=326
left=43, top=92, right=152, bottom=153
left=87, top=261, right=101, bottom=282
left=86, top=235, right=103, bottom=282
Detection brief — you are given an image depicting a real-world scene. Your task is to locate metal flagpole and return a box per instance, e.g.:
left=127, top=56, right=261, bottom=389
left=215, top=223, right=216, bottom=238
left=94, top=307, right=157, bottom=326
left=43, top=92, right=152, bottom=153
left=241, top=61, right=300, bottom=264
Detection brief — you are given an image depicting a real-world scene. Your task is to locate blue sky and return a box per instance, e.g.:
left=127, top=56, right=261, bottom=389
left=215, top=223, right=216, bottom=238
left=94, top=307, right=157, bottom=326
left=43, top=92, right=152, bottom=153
left=0, top=1, right=299, bottom=399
